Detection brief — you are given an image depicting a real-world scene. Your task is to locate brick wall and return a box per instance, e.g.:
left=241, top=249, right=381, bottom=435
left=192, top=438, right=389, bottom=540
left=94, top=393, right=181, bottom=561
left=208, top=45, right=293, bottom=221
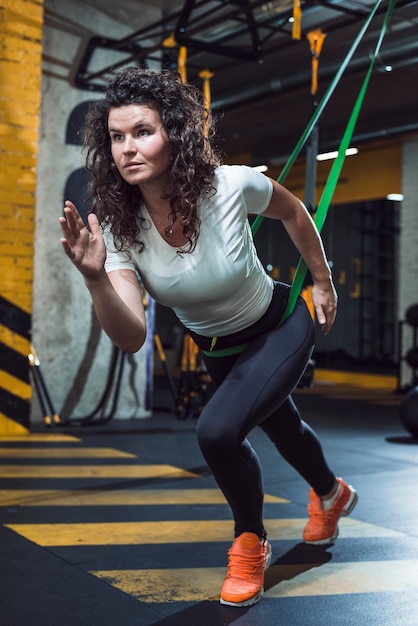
left=0, top=0, right=44, bottom=434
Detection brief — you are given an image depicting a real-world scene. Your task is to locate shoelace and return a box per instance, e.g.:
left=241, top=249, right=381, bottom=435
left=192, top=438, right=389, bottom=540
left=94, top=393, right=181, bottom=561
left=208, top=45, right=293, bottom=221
left=308, top=503, right=342, bottom=521
left=226, top=548, right=266, bottom=577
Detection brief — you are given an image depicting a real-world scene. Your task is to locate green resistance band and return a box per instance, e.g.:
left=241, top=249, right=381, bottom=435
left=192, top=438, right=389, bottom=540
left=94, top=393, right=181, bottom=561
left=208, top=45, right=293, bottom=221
left=251, top=0, right=386, bottom=239
left=277, top=0, right=396, bottom=327
left=203, top=0, right=396, bottom=358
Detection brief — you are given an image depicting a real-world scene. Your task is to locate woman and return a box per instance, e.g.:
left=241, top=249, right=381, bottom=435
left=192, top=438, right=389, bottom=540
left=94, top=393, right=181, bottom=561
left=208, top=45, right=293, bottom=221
left=59, top=67, right=357, bottom=608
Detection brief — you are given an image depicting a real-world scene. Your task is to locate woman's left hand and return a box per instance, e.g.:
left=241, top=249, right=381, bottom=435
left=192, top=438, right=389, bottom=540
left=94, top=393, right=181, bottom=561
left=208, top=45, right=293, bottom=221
left=312, top=279, right=338, bottom=335
left=59, top=201, right=107, bottom=282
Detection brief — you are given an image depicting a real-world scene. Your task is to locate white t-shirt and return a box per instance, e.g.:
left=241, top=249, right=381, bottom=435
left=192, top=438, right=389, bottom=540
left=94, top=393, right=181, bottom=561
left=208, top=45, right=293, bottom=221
left=104, top=164, right=274, bottom=336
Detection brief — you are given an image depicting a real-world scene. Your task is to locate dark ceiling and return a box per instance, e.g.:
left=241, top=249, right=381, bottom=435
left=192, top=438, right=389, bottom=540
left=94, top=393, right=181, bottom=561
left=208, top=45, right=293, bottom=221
left=75, top=0, right=418, bottom=165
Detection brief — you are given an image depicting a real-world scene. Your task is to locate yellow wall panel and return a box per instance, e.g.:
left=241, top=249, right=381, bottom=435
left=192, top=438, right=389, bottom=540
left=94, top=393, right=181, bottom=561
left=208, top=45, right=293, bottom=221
left=0, top=190, right=37, bottom=208
left=1, top=221, right=35, bottom=236
left=0, top=153, right=37, bottom=168
left=0, top=124, right=39, bottom=143
left=277, top=139, right=402, bottom=205
left=0, top=241, right=35, bottom=256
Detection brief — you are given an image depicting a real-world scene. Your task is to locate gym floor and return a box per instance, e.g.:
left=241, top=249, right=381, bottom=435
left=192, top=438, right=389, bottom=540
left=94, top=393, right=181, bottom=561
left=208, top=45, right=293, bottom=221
left=1, top=378, right=418, bottom=626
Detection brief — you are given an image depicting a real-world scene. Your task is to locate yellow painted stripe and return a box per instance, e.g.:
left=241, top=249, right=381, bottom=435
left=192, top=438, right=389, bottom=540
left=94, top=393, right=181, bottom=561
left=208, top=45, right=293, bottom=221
left=314, top=392, right=400, bottom=406
left=296, top=384, right=401, bottom=406
left=0, top=370, right=31, bottom=399
left=0, top=295, right=31, bottom=316
left=0, top=447, right=137, bottom=459
left=264, top=559, right=418, bottom=597
left=0, top=323, right=30, bottom=356
left=91, top=559, right=418, bottom=603
left=5, top=517, right=402, bottom=547
left=314, top=369, right=397, bottom=389
left=0, top=434, right=82, bottom=442
left=92, top=567, right=223, bottom=603
left=0, top=464, right=199, bottom=479
left=0, top=413, right=29, bottom=436
left=0, top=488, right=286, bottom=507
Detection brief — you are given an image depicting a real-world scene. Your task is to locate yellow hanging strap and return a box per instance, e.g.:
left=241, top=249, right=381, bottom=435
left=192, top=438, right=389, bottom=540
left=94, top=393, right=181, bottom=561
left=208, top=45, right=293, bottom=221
left=306, top=29, right=326, bottom=95
left=199, top=69, right=214, bottom=108
left=198, top=68, right=214, bottom=137
left=292, top=0, right=302, bottom=40
left=162, top=35, right=187, bottom=83
left=178, top=46, right=187, bottom=83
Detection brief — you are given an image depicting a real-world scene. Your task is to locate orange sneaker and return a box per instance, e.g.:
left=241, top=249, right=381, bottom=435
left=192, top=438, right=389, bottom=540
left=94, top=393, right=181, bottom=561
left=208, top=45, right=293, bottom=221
left=220, top=532, right=272, bottom=607
left=303, top=477, right=358, bottom=545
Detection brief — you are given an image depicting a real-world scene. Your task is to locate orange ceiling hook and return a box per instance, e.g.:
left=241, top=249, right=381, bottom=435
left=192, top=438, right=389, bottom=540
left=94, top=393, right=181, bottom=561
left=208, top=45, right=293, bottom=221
left=162, top=34, right=177, bottom=48
left=162, top=34, right=187, bottom=83
left=306, top=28, right=326, bottom=95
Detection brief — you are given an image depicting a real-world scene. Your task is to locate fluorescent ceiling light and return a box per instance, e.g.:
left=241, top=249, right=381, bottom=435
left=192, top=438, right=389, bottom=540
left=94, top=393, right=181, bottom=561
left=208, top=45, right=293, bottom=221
left=386, top=193, right=404, bottom=201
left=316, top=147, right=358, bottom=161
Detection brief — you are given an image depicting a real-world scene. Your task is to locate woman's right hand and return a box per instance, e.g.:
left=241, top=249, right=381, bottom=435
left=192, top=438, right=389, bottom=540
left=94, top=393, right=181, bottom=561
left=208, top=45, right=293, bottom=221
left=59, top=201, right=106, bottom=282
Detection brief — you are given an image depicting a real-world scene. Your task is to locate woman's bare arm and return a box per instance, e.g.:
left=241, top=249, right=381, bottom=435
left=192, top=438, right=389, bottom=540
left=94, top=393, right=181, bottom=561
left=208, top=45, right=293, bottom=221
left=59, top=201, right=146, bottom=352
left=263, top=179, right=337, bottom=334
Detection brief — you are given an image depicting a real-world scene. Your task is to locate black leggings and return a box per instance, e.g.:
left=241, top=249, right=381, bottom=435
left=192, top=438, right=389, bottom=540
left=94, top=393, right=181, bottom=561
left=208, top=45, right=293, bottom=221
left=193, top=294, right=335, bottom=538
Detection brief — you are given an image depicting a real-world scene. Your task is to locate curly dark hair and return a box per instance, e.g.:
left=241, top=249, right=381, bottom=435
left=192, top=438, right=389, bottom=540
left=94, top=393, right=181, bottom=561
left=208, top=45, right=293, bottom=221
left=84, top=66, right=222, bottom=253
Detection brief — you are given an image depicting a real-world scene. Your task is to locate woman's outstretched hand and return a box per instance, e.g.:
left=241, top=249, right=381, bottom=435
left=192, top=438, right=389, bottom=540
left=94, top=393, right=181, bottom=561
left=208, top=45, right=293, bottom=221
left=312, top=279, right=338, bottom=335
left=59, top=201, right=106, bottom=282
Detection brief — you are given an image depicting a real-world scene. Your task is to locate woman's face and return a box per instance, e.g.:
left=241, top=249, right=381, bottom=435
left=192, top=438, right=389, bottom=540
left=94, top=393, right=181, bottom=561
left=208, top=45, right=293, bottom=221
left=108, top=104, right=172, bottom=189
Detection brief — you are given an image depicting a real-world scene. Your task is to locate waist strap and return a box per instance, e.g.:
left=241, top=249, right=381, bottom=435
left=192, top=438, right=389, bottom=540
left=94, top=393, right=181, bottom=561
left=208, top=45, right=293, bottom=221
left=202, top=342, right=248, bottom=358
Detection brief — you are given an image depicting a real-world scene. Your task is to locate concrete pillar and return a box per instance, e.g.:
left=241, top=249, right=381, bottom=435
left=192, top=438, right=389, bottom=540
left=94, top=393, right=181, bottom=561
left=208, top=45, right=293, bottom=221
left=31, top=0, right=162, bottom=425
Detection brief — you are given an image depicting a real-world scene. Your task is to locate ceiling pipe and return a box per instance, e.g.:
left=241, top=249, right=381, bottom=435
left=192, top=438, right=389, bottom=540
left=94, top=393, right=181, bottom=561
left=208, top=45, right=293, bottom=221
left=352, top=122, right=418, bottom=144
left=263, top=122, right=418, bottom=165
left=211, top=35, right=418, bottom=112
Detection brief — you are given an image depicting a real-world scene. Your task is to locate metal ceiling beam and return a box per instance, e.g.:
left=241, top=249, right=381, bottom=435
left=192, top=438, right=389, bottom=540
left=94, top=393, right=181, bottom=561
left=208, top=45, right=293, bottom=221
left=73, top=0, right=358, bottom=90
left=73, top=0, right=418, bottom=102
